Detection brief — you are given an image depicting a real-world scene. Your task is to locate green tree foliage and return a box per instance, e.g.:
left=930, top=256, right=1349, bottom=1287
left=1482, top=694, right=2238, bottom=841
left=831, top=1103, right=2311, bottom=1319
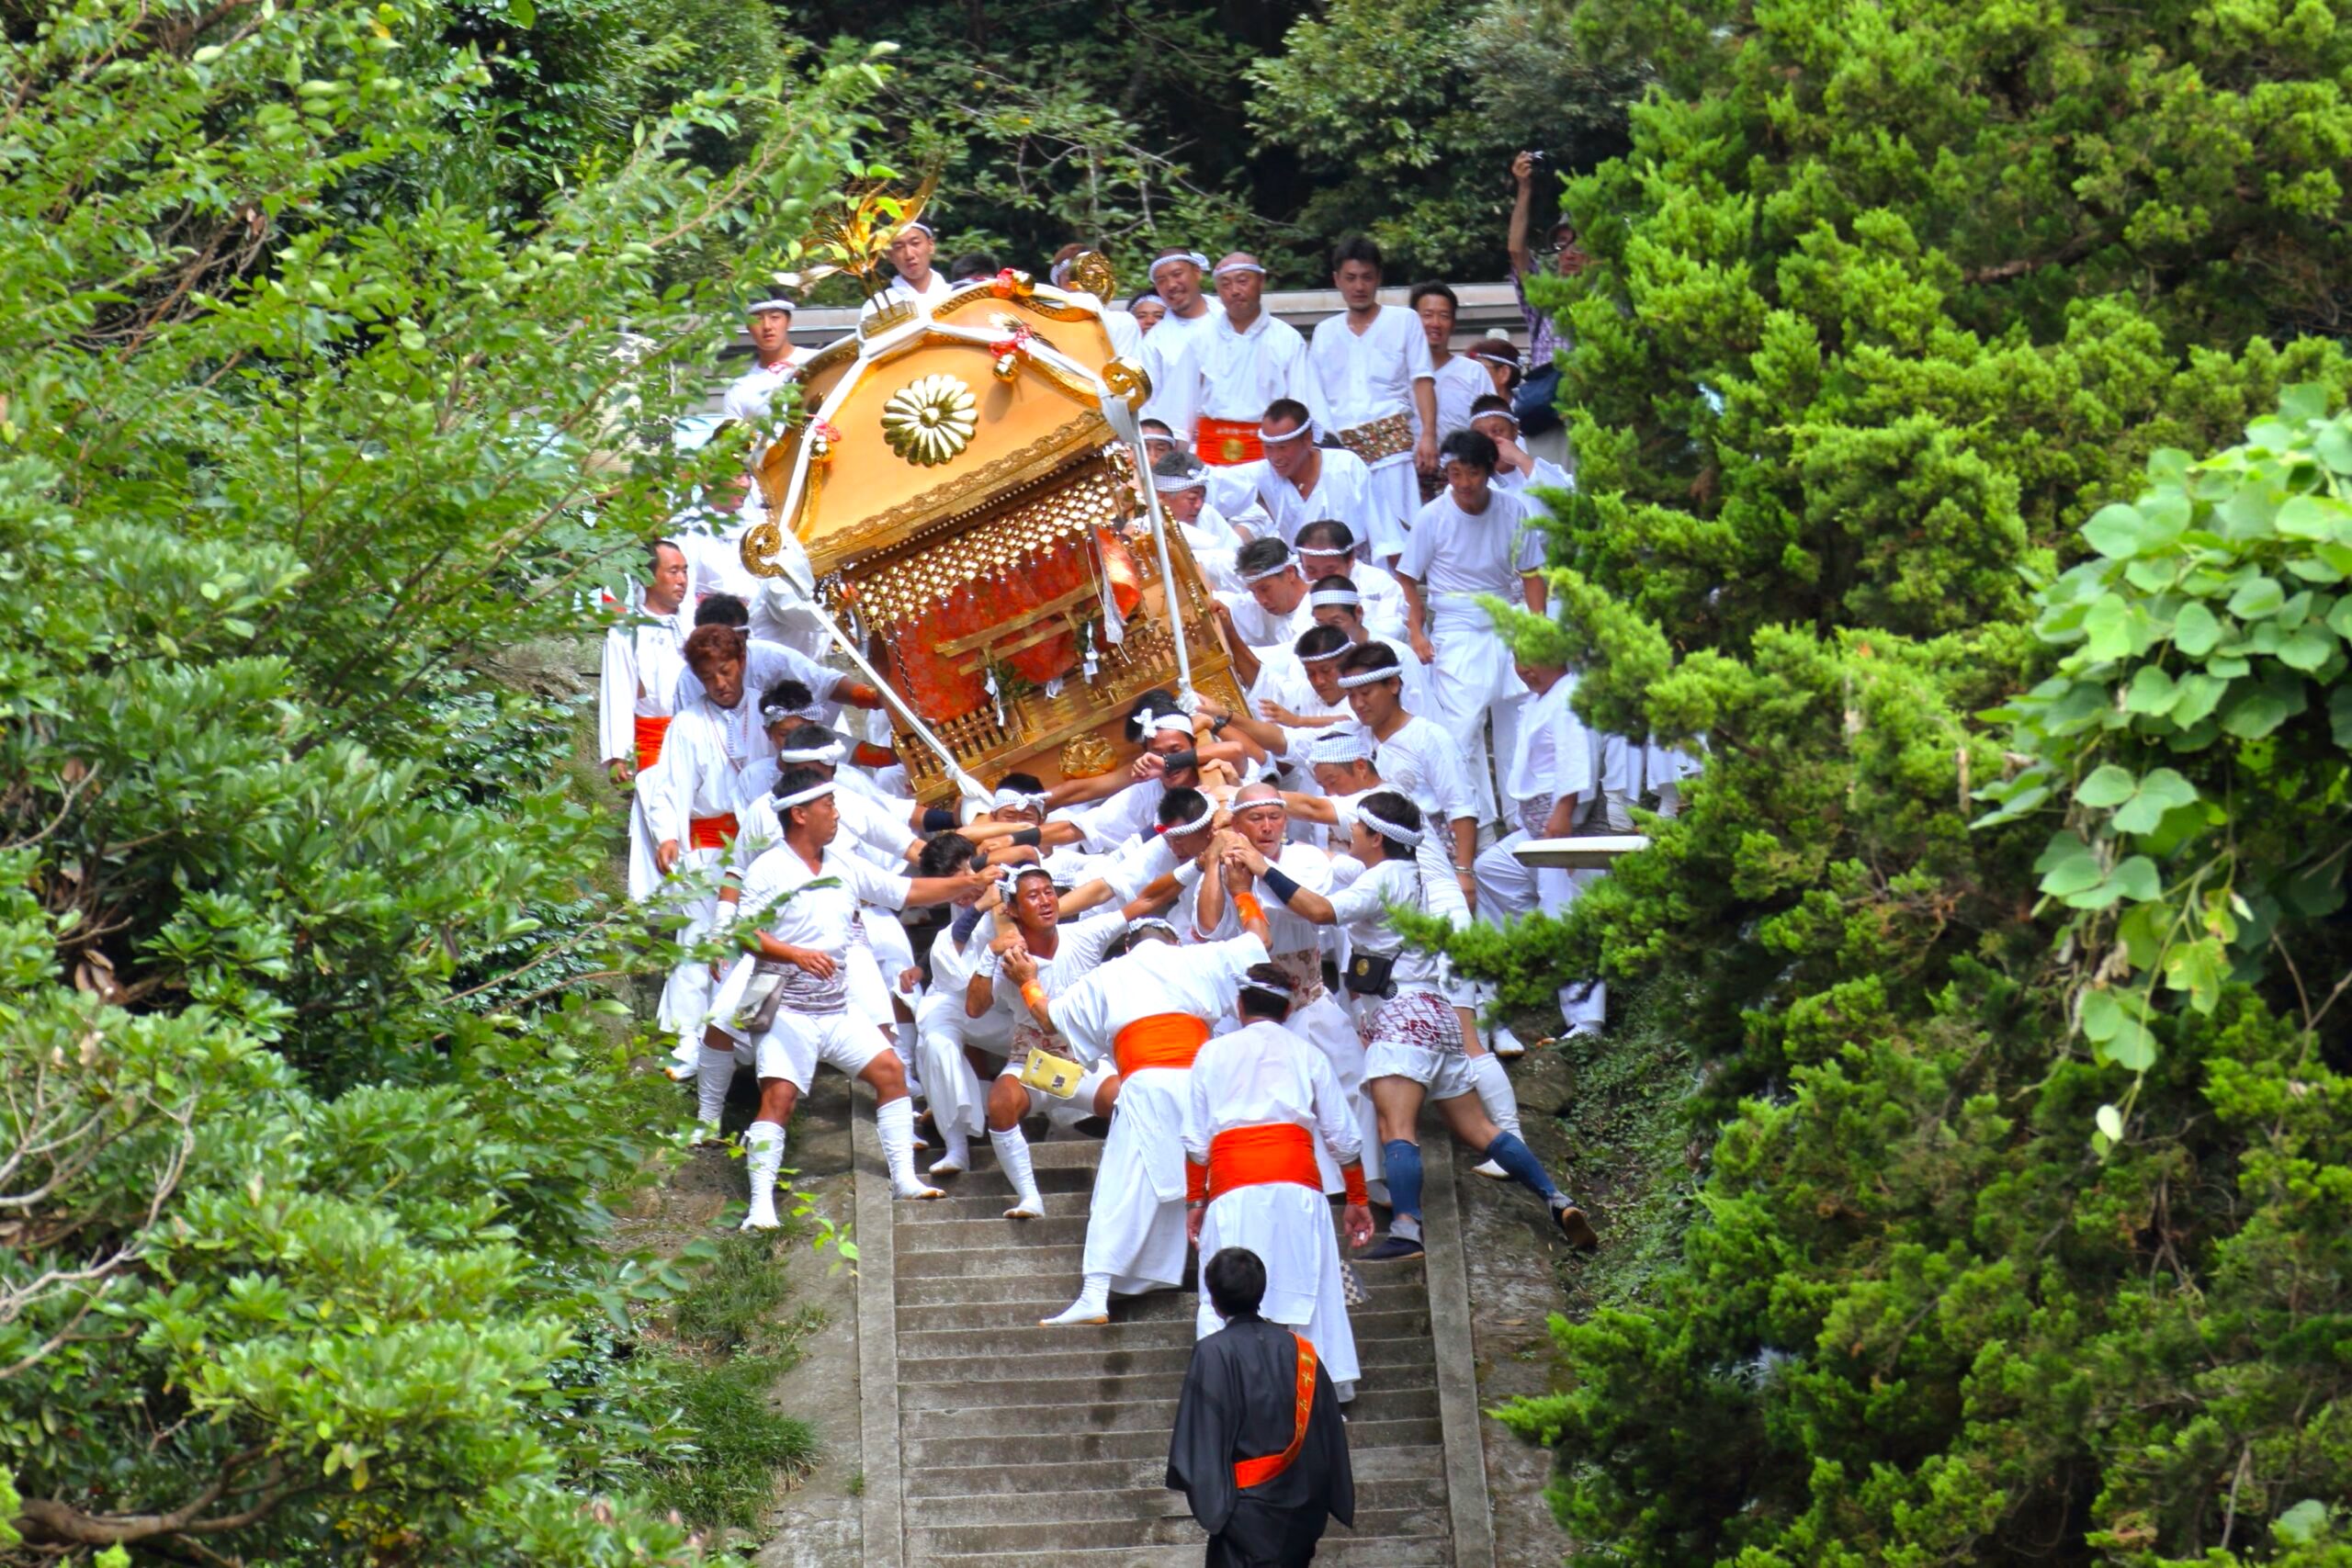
left=1246, top=0, right=1641, bottom=277
left=0, top=0, right=876, bottom=1557
left=1430, top=0, right=2352, bottom=1560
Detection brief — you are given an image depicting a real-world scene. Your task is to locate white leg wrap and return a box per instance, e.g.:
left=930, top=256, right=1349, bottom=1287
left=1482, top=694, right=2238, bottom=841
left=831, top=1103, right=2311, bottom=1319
left=930, top=1125, right=970, bottom=1179
left=989, top=1126, right=1043, bottom=1218
left=742, top=1120, right=785, bottom=1230
left=695, top=1045, right=736, bottom=1125
left=1466, top=1052, right=1522, bottom=1139
left=876, top=1097, right=940, bottom=1200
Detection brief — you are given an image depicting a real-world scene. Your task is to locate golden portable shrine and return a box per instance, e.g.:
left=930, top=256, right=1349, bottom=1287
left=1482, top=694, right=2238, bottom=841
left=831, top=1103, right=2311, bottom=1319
left=740, top=247, right=1245, bottom=805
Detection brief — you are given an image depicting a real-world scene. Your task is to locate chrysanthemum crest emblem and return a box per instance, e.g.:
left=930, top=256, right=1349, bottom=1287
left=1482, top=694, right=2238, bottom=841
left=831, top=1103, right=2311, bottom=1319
left=880, top=374, right=978, bottom=467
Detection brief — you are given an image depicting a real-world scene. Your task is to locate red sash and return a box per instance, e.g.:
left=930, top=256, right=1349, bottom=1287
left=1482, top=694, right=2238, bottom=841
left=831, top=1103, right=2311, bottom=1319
left=1113, top=1013, right=1211, bottom=1077
left=633, top=713, right=672, bottom=772
left=1207, top=1122, right=1321, bottom=1199
left=1194, top=416, right=1264, bottom=466
left=1233, top=1332, right=1319, bottom=1490
left=687, top=814, right=739, bottom=851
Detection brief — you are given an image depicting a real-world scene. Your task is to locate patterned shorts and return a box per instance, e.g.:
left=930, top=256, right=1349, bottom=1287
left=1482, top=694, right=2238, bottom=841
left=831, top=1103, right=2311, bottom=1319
left=1359, top=988, right=1462, bottom=1055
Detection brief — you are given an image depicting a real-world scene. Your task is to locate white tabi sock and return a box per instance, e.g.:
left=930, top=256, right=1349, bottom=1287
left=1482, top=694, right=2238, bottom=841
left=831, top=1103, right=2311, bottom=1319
left=989, top=1126, right=1044, bottom=1218
left=695, top=1045, right=736, bottom=1127
left=1041, top=1272, right=1111, bottom=1325
left=929, top=1125, right=970, bottom=1179
left=876, top=1097, right=941, bottom=1200
left=741, top=1120, right=785, bottom=1231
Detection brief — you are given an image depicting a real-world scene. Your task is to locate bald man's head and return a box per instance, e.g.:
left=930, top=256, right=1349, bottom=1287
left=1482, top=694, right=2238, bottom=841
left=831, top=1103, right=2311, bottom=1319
left=1213, top=252, right=1267, bottom=321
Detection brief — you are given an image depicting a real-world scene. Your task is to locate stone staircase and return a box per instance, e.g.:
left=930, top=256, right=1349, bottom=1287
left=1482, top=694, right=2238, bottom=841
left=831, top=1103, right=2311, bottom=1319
left=853, top=1119, right=1489, bottom=1566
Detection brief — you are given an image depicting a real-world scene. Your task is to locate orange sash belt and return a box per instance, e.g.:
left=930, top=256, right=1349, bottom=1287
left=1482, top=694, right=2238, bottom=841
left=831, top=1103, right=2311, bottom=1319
left=1207, top=1122, right=1321, bottom=1199
left=1113, top=1013, right=1210, bottom=1077
left=1194, top=416, right=1264, bottom=466
left=1233, top=1332, right=1318, bottom=1491
left=633, top=713, right=672, bottom=772
left=688, top=813, right=739, bottom=851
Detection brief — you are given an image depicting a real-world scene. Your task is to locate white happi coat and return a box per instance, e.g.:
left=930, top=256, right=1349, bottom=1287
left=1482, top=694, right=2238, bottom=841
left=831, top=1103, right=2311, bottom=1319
left=1307, top=306, right=1433, bottom=559
left=707, top=837, right=913, bottom=1057
left=1137, top=303, right=1226, bottom=445
left=861, top=269, right=956, bottom=319
left=597, top=600, right=690, bottom=901
left=719, top=354, right=810, bottom=428
left=1313, top=559, right=1410, bottom=641
left=1245, top=446, right=1389, bottom=558
left=1428, top=355, right=1490, bottom=443
left=1195, top=310, right=1329, bottom=431
left=1397, top=487, right=1545, bottom=818
left=1048, top=932, right=1269, bottom=1291
left=639, top=696, right=762, bottom=1043
left=916, top=910, right=1012, bottom=1140
left=1183, top=1019, right=1363, bottom=1383
left=1189, top=844, right=1380, bottom=1187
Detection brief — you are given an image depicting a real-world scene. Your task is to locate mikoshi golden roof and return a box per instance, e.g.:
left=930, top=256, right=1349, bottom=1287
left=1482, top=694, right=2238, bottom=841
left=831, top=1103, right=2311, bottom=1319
left=741, top=256, right=1145, bottom=585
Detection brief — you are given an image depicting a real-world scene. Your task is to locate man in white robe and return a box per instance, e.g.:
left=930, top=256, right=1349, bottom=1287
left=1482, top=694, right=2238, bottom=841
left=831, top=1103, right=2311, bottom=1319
left=700, top=767, right=998, bottom=1225
left=861, top=220, right=956, bottom=319
left=1002, top=910, right=1274, bottom=1325
left=1472, top=659, right=1609, bottom=1043
left=638, top=626, right=769, bottom=1079
left=1193, top=254, right=1327, bottom=468
left=719, top=297, right=809, bottom=428
left=1188, top=785, right=1377, bottom=1184
left=1138, top=249, right=1225, bottom=442
left=1244, top=400, right=1388, bottom=558
left=1396, top=429, right=1548, bottom=824
left=1151, top=451, right=1248, bottom=594
left=1182, top=968, right=1374, bottom=1396
left=1294, top=520, right=1408, bottom=640
left=598, top=539, right=692, bottom=902
left=1308, top=237, right=1435, bottom=563
left=1410, top=283, right=1493, bottom=448
left=1471, top=396, right=1576, bottom=521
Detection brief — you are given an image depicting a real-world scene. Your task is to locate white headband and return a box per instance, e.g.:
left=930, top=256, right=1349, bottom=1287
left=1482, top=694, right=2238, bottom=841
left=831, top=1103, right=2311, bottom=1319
left=775, top=780, right=837, bottom=808
left=1049, top=258, right=1074, bottom=286
left=745, top=299, right=795, bottom=315
left=1158, top=801, right=1216, bottom=837
left=760, top=701, right=808, bottom=724
left=1135, top=709, right=1194, bottom=736
left=1337, top=665, right=1402, bottom=688
left=1212, top=260, right=1266, bottom=277
left=1241, top=977, right=1294, bottom=998
left=1230, top=795, right=1287, bottom=816
left=1297, top=642, right=1351, bottom=664
left=1154, top=469, right=1206, bottom=493
left=900, top=220, right=933, bottom=239
left=1307, top=588, right=1361, bottom=608
left=1357, top=807, right=1423, bottom=847
left=1149, top=251, right=1210, bottom=278
left=1240, top=551, right=1299, bottom=584
left=989, top=787, right=1047, bottom=812
left=1469, top=350, right=1519, bottom=367
left=1129, top=917, right=1182, bottom=942
left=1259, top=422, right=1312, bottom=446
left=1475, top=408, right=1521, bottom=429
left=1308, top=731, right=1373, bottom=763
left=774, top=739, right=844, bottom=763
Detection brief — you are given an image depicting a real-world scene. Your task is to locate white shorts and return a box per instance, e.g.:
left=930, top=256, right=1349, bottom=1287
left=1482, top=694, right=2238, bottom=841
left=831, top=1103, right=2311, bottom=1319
left=738, top=1009, right=890, bottom=1093
left=1363, top=1040, right=1478, bottom=1102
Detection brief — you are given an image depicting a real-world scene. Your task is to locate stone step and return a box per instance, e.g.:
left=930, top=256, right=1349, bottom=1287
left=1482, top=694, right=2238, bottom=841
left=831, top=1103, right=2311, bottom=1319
left=909, top=1382, right=1442, bottom=1438
left=896, top=1213, right=1096, bottom=1251
left=899, top=1243, right=1091, bottom=1279
left=910, top=1504, right=1446, bottom=1556
left=899, top=1336, right=1443, bottom=1387
left=906, top=1442, right=1448, bottom=1501
left=899, top=1414, right=1443, bottom=1472
left=903, top=1359, right=1438, bottom=1412
left=896, top=1267, right=1420, bottom=1310
left=926, top=1539, right=1453, bottom=1568
left=896, top=1304, right=1432, bottom=1358
left=905, top=1475, right=1448, bottom=1529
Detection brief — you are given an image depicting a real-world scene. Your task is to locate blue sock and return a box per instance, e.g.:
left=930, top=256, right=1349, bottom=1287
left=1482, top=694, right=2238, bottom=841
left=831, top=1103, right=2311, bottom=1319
left=1484, top=1131, right=1562, bottom=1206
left=1382, top=1139, right=1423, bottom=1234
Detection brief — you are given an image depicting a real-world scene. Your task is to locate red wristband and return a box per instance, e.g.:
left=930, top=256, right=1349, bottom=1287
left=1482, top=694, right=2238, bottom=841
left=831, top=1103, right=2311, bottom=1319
left=1234, top=892, right=1265, bottom=926
left=1342, top=1165, right=1369, bottom=1207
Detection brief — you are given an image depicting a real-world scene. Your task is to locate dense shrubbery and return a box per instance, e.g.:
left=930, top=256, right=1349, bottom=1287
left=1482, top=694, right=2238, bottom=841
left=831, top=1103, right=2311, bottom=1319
left=0, top=0, right=874, bottom=1558
left=1437, top=0, right=2352, bottom=1560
